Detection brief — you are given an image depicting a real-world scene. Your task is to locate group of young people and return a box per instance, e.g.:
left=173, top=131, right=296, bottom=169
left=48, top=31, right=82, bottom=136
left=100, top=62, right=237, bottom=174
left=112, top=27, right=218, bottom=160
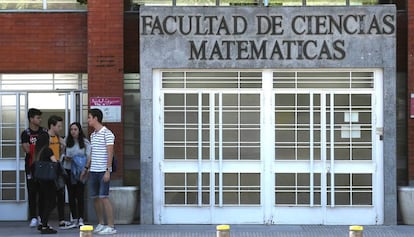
left=21, top=108, right=117, bottom=235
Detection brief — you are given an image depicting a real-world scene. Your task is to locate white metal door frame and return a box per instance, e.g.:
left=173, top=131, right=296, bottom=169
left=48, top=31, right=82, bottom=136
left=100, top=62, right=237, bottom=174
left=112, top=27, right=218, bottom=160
left=154, top=69, right=383, bottom=225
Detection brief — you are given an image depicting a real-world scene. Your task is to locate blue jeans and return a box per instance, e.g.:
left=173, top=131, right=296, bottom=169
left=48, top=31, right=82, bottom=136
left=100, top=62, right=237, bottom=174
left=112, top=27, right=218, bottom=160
left=88, top=172, right=110, bottom=198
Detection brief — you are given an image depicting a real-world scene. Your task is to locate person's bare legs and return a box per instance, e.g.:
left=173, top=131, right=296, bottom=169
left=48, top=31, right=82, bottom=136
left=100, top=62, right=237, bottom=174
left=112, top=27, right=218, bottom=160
left=93, top=198, right=104, bottom=224
left=101, top=197, right=114, bottom=227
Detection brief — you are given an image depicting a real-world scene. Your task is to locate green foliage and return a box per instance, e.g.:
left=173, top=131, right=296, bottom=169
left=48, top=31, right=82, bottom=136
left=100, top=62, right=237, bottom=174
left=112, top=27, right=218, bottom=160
left=77, top=0, right=87, bottom=4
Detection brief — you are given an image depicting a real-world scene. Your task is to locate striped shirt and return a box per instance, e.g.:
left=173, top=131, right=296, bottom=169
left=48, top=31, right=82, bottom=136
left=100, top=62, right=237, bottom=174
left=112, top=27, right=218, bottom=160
left=90, top=126, right=115, bottom=172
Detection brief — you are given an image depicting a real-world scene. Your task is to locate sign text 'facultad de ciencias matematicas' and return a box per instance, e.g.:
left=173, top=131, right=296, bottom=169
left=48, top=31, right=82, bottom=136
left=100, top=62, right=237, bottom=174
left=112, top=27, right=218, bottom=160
left=140, top=12, right=395, bottom=61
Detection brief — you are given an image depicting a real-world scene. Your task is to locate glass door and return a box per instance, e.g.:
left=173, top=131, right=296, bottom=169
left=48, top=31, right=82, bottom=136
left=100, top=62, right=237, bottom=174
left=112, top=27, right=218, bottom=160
left=273, top=92, right=381, bottom=224
left=0, top=91, right=85, bottom=220
left=0, top=92, right=27, bottom=220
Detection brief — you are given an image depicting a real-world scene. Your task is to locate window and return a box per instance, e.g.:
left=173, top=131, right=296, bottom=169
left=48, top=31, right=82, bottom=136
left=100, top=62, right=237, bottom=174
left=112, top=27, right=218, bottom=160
left=132, top=0, right=382, bottom=6
left=0, top=0, right=86, bottom=10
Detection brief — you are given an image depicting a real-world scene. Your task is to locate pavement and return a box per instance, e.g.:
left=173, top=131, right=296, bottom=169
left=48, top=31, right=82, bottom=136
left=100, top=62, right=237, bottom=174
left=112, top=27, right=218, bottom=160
left=1, top=221, right=414, bottom=237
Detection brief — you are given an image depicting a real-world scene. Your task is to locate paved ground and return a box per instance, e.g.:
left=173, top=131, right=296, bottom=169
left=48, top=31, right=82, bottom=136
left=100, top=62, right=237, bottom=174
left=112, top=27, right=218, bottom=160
left=1, top=221, right=414, bottom=237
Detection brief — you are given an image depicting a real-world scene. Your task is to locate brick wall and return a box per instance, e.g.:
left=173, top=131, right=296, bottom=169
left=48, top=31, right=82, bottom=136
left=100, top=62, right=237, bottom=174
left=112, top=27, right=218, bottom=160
left=0, top=13, right=87, bottom=72
left=87, top=0, right=125, bottom=180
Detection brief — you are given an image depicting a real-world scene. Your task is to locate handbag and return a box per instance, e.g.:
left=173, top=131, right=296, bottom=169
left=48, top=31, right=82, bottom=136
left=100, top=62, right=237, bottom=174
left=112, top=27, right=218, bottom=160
left=34, top=161, right=58, bottom=181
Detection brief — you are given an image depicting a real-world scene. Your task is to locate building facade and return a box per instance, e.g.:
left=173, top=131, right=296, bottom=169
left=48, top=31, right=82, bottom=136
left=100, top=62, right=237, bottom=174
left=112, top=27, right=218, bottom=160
left=0, top=0, right=410, bottom=225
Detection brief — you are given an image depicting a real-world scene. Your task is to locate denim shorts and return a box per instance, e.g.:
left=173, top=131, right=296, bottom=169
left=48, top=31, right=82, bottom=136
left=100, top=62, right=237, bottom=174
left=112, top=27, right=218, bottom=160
left=88, top=172, right=110, bottom=198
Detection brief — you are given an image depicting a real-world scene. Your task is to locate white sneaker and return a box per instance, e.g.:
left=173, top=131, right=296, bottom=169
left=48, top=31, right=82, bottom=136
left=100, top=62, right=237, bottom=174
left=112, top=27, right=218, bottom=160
left=29, top=218, right=38, bottom=227
left=78, top=218, right=85, bottom=226
left=59, top=220, right=77, bottom=229
left=97, top=226, right=117, bottom=235
left=93, top=224, right=105, bottom=233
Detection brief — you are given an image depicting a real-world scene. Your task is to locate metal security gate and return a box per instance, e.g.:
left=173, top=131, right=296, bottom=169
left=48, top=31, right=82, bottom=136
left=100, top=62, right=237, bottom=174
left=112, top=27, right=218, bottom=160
left=153, top=70, right=383, bottom=224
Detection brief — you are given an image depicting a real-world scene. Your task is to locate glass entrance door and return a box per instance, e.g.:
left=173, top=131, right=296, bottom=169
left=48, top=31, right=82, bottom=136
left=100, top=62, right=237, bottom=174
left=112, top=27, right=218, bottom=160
left=0, top=92, right=28, bottom=220
left=0, top=91, right=85, bottom=220
left=154, top=70, right=383, bottom=225
left=273, top=92, right=382, bottom=224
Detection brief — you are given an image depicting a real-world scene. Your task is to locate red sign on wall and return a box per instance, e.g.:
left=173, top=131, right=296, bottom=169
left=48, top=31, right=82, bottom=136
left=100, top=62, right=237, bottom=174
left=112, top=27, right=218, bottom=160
left=411, top=94, right=414, bottom=118
left=90, top=97, right=122, bottom=122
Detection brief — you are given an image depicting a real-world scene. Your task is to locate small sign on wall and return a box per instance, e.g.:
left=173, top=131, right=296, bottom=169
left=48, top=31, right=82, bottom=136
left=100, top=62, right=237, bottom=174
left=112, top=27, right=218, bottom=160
left=411, top=94, right=414, bottom=118
left=90, top=97, right=122, bottom=123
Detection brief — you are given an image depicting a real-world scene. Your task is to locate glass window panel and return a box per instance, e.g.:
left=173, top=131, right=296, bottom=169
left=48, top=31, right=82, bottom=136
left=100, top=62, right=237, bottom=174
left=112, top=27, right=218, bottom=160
left=297, top=173, right=309, bottom=186
left=241, top=192, right=260, bottom=204
left=297, top=148, right=310, bottom=160
left=186, top=147, right=198, bottom=160
left=275, top=94, right=295, bottom=106
left=351, top=94, right=371, bottom=106
left=241, top=173, right=260, bottom=186
left=221, top=94, right=238, bottom=106
left=275, top=112, right=295, bottom=125
left=0, top=1, right=43, bottom=10
left=202, top=147, right=210, bottom=160
left=358, top=112, right=372, bottom=124
left=297, top=192, right=310, bottom=204
left=359, top=129, right=372, bottom=141
left=297, top=112, right=310, bottom=124
left=276, top=192, right=295, bottom=204
left=334, top=148, right=351, bottom=160
left=221, top=0, right=260, bottom=6
left=335, top=191, right=351, bottom=205
left=1, top=146, right=16, bottom=158
left=275, top=148, right=295, bottom=160
left=352, top=148, right=372, bottom=160
left=240, top=129, right=259, bottom=142
left=350, top=0, right=379, bottom=6
left=297, top=94, right=311, bottom=107
left=202, top=192, right=210, bottom=204
left=165, top=192, right=185, bottom=204
left=352, top=192, right=372, bottom=205
left=268, top=0, right=302, bottom=6
left=334, top=94, right=350, bottom=106
left=297, top=130, right=310, bottom=142
left=306, top=0, right=346, bottom=6
left=352, top=174, right=372, bottom=186
left=240, top=147, right=260, bottom=160
left=313, top=147, right=321, bottom=160
left=276, top=173, right=295, bottom=186
left=164, top=112, right=185, bottom=124
left=164, top=129, right=185, bottom=141
left=222, top=192, right=238, bottom=204
left=186, top=129, right=198, bottom=141
left=164, top=147, right=185, bottom=159
left=223, top=173, right=238, bottom=186
left=187, top=173, right=197, bottom=186
left=240, top=94, right=260, bottom=106
left=275, top=130, right=295, bottom=142
left=335, top=174, right=350, bottom=186
left=240, top=112, right=260, bottom=124
left=164, top=94, right=184, bottom=106
left=222, top=129, right=238, bottom=142
left=47, top=0, right=87, bottom=10
left=187, top=192, right=198, bottom=204
left=222, top=112, right=239, bottom=124
left=165, top=173, right=185, bottom=186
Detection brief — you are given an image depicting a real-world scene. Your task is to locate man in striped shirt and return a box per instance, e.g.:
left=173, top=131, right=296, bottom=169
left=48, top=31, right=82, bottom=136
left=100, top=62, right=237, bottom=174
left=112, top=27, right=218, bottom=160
left=84, top=108, right=117, bottom=235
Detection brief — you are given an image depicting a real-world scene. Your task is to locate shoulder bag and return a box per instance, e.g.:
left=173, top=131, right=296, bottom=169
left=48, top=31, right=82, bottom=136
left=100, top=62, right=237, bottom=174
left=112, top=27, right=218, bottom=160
left=34, top=161, right=58, bottom=181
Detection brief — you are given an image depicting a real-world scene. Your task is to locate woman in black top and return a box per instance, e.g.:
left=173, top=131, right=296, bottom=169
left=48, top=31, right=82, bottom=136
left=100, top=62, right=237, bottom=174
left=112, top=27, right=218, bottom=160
left=34, top=132, right=58, bottom=234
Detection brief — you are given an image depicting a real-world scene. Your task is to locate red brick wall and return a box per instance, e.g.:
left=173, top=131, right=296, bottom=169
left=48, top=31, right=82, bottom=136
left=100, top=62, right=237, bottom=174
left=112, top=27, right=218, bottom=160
left=0, top=13, right=87, bottom=73
left=87, top=0, right=124, bottom=180
left=408, top=1, right=414, bottom=182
